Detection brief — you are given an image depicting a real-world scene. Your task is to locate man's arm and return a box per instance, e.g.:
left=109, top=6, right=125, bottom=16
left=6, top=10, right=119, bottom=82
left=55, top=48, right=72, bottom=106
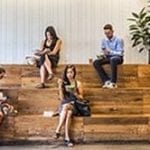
left=101, top=39, right=111, bottom=55
left=111, top=38, right=124, bottom=56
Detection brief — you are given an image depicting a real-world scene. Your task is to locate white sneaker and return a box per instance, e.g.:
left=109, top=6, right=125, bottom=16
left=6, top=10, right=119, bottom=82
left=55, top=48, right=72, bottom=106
left=102, top=80, right=111, bottom=88
left=107, top=82, right=118, bottom=89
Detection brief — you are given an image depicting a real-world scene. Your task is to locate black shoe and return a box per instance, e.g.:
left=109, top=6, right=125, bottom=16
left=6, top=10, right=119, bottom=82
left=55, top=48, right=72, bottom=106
left=54, top=132, right=61, bottom=139
left=47, top=73, right=54, bottom=80
left=35, top=83, right=45, bottom=89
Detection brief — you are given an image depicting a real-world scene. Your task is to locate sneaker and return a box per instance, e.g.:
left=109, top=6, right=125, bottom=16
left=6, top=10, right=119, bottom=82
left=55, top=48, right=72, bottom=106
left=107, top=82, right=118, bottom=89
left=102, top=80, right=111, bottom=88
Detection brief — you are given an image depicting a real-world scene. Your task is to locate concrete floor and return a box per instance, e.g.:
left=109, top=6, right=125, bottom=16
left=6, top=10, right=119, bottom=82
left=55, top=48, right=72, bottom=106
left=0, top=144, right=150, bottom=150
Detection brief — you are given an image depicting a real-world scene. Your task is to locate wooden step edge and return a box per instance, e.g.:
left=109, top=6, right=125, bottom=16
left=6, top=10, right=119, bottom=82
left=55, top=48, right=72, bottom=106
left=91, top=114, right=150, bottom=118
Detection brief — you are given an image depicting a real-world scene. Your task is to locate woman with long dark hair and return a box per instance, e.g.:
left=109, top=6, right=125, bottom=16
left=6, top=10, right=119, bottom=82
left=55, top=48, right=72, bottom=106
left=55, top=65, right=83, bottom=147
left=36, top=26, right=62, bottom=88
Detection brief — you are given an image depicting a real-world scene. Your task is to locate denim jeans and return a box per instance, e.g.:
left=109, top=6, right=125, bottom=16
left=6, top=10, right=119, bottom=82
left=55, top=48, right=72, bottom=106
left=93, top=55, right=123, bottom=83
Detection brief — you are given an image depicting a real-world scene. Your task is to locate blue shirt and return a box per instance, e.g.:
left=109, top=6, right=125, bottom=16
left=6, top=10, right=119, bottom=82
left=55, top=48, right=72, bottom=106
left=101, top=36, right=124, bottom=56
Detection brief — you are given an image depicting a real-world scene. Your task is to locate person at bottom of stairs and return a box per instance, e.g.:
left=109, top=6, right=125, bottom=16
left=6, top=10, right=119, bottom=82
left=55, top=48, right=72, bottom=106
left=55, top=65, right=84, bottom=147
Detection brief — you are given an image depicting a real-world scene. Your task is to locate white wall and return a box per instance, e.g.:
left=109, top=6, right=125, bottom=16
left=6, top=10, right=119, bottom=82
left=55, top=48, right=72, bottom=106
left=0, top=0, right=148, bottom=64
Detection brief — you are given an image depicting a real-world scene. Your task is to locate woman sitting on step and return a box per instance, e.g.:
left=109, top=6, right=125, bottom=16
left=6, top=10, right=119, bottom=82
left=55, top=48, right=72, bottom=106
left=55, top=65, right=83, bottom=147
left=35, top=26, right=62, bottom=88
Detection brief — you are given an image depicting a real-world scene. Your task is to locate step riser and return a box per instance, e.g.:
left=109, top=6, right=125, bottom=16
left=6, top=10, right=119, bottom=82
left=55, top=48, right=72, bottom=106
left=1, top=116, right=150, bottom=142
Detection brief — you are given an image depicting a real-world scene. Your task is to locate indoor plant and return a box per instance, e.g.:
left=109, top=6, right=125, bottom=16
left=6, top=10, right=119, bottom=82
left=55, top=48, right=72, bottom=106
left=128, top=0, right=150, bottom=63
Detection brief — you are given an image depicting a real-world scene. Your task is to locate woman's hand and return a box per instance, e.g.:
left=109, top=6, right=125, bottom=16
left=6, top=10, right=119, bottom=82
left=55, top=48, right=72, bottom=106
left=34, top=49, right=42, bottom=56
left=58, top=79, right=63, bottom=89
left=104, top=49, right=111, bottom=55
left=34, top=48, right=50, bottom=56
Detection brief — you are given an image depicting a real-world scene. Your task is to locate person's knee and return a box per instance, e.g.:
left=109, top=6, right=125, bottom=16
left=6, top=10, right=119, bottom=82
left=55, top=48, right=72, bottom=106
left=62, top=104, right=71, bottom=112
left=110, top=57, right=120, bottom=65
left=93, top=59, right=100, bottom=68
left=41, top=64, right=44, bottom=67
left=62, top=105, right=68, bottom=112
left=67, top=110, right=73, bottom=116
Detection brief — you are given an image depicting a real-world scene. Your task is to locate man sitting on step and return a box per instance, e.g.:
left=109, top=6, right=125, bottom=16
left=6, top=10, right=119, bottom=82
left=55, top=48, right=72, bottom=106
left=93, top=24, right=124, bottom=88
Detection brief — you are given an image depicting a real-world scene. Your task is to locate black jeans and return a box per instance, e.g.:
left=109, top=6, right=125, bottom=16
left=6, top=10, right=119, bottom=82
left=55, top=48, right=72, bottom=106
left=93, top=55, right=123, bottom=84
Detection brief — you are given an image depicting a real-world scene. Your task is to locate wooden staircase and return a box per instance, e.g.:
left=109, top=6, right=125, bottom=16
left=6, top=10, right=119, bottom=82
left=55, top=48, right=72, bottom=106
left=0, top=64, right=150, bottom=143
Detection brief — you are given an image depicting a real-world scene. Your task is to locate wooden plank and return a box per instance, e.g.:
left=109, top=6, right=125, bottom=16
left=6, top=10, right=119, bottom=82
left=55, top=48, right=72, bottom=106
left=84, top=117, right=149, bottom=125
left=0, top=65, right=22, bottom=87
left=14, top=115, right=83, bottom=138
left=18, top=98, right=60, bottom=115
left=84, top=124, right=149, bottom=135
left=91, top=100, right=142, bottom=106
left=18, top=88, right=58, bottom=100
left=138, top=65, right=150, bottom=77
left=138, top=77, right=150, bottom=87
left=91, top=104, right=143, bottom=115
left=143, top=94, right=150, bottom=104
left=83, top=124, right=150, bottom=141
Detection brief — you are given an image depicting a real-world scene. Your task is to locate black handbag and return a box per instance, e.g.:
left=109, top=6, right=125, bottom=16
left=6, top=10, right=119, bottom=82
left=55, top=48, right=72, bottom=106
left=74, top=99, right=91, bottom=116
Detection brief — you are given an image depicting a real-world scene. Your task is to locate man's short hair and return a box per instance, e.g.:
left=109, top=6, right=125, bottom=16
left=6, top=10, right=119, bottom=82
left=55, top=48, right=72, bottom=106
left=103, top=24, right=113, bottom=30
left=0, top=68, right=5, bottom=74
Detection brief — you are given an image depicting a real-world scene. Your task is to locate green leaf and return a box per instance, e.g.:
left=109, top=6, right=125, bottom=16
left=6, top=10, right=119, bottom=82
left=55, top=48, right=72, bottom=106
left=140, top=12, right=147, bottom=20
left=131, top=35, right=141, bottom=41
left=129, top=24, right=138, bottom=28
left=132, top=40, right=142, bottom=47
left=139, top=47, right=144, bottom=52
left=145, top=16, right=150, bottom=21
left=140, top=7, right=145, bottom=15
left=129, top=27, right=139, bottom=31
left=128, top=18, right=137, bottom=22
left=129, top=25, right=139, bottom=30
left=130, top=31, right=141, bottom=35
left=132, top=12, right=139, bottom=18
left=141, top=19, right=150, bottom=27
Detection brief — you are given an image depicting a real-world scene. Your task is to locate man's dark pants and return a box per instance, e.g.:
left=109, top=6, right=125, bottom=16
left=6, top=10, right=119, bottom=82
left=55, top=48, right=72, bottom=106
left=93, top=55, right=123, bottom=84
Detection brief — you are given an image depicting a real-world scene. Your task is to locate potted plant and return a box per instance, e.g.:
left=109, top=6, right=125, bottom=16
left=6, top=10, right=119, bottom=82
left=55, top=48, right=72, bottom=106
left=128, top=0, right=150, bottom=64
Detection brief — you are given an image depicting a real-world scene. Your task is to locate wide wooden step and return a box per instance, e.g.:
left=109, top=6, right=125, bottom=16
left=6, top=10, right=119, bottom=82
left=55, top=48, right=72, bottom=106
left=1, top=87, right=149, bottom=115
left=1, top=64, right=150, bottom=88
left=0, top=115, right=83, bottom=142
left=1, top=115, right=150, bottom=142
left=18, top=89, right=59, bottom=115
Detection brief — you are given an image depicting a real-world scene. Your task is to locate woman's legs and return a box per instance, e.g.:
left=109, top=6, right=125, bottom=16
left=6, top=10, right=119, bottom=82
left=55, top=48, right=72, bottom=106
left=36, top=65, right=46, bottom=88
left=64, top=110, right=73, bottom=141
left=40, top=65, right=46, bottom=84
left=55, top=103, right=74, bottom=146
left=44, top=54, right=53, bottom=75
left=55, top=104, right=68, bottom=133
